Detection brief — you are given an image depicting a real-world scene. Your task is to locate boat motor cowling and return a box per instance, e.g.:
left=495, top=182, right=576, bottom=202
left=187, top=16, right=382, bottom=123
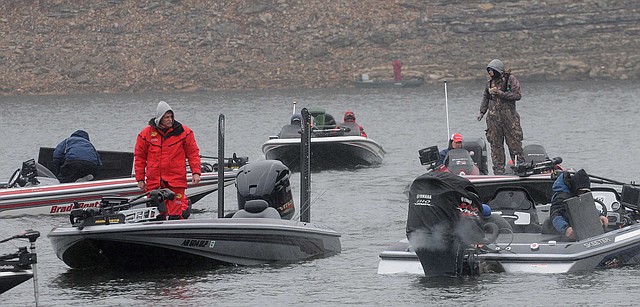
left=235, top=160, right=295, bottom=220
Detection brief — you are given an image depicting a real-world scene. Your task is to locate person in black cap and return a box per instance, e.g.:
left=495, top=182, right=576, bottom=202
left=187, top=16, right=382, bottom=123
left=545, top=169, right=608, bottom=240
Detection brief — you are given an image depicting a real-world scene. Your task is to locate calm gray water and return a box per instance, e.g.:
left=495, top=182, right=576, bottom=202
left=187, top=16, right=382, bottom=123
left=1, top=80, right=639, bottom=306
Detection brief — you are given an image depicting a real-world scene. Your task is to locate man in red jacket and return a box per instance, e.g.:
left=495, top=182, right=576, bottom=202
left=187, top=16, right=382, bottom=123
left=134, top=101, right=201, bottom=219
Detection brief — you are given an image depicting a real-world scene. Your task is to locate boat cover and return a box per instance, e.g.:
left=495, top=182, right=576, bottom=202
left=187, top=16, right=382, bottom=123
left=406, top=172, right=485, bottom=245
left=406, top=172, right=485, bottom=276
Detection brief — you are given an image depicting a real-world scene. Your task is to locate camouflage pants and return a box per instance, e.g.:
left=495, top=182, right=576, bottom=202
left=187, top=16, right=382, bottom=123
left=485, top=112, right=524, bottom=175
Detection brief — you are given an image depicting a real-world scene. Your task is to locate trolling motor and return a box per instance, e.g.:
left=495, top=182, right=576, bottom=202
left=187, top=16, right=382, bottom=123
left=70, top=189, right=175, bottom=227
left=0, top=229, right=40, bottom=304
left=512, top=157, right=563, bottom=177
left=200, top=153, right=250, bottom=172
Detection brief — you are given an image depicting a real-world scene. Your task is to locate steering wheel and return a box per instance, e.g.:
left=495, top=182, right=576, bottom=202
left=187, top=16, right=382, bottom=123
left=594, top=197, right=608, bottom=218
left=7, top=168, right=21, bottom=188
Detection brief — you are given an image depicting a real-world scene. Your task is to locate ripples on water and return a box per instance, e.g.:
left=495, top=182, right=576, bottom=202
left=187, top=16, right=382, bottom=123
left=1, top=80, right=639, bottom=306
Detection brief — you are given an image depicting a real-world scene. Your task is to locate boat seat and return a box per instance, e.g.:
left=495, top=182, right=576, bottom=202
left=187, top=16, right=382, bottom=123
left=277, top=124, right=302, bottom=139
left=488, top=187, right=542, bottom=233
left=485, top=213, right=513, bottom=234
left=232, top=199, right=281, bottom=219
left=338, top=122, right=361, bottom=136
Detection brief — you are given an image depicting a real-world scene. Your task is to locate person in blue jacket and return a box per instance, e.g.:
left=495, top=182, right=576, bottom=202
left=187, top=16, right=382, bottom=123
left=546, top=169, right=608, bottom=240
left=52, top=130, right=102, bottom=183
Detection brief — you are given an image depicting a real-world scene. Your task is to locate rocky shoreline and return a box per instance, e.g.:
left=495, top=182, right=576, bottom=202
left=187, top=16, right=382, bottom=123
left=1, top=0, right=638, bottom=96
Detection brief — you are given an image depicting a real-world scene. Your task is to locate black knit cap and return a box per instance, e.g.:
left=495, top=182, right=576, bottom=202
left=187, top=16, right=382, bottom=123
left=571, top=169, right=591, bottom=194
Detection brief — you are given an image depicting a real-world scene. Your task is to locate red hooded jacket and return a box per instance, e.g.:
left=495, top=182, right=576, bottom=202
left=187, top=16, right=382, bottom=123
left=134, top=119, right=201, bottom=189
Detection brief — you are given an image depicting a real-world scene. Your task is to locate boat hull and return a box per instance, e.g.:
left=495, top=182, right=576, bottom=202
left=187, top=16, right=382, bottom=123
left=379, top=225, right=640, bottom=275
left=262, top=136, right=385, bottom=170
left=48, top=218, right=341, bottom=269
left=0, top=172, right=236, bottom=218
left=0, top=270, right=33, bottom=294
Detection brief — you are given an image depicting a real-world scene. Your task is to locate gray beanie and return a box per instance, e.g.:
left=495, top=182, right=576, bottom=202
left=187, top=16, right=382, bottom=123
left=487, top=59, right=504, bottom=74
left=154, top=101, right=173, bottom=126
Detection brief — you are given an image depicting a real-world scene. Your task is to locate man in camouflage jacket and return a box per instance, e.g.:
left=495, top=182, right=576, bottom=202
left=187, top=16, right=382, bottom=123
left=477, top=59, right=524, bottom=175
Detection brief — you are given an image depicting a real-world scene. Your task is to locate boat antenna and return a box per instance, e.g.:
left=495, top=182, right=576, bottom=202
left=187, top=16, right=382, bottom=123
left=292, top=101, right=297, bottom=115
left=300, top=108, right=311, bottom=223
left=217, top=114, right=225, bottom=218
left=444, top=80, right=451, bottom=139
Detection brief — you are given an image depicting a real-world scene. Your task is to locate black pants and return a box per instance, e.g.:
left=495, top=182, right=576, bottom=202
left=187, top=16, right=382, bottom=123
left=58, top=160, right=100, bottom=183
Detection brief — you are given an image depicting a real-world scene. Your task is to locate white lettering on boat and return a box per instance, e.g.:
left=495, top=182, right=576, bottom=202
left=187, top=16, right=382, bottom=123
left=583, top=237, right=611, bottom=248
left=414, top=194, right=432, bottom=206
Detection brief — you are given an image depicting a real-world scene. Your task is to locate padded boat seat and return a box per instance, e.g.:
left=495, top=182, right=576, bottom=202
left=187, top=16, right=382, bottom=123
left=485, top=213, right=513, bottom=234
left=488, top=187, right=542, bottom=233
left=232, top=199, right=281, bottom=219
left=338, top=122, right=362, bottom=136
left=277, top=124, right=302, bottom=139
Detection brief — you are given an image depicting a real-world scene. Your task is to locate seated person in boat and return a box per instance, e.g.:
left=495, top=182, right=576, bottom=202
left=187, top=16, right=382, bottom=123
left=544, top=169, right=608, bottom=240
left=336, top=110, right=367, bottom=137
left=434, top=133, right=464, bottom=167
left=52, top=130, right=102, bottom=183
left=277, top=114, right=303, bottom=138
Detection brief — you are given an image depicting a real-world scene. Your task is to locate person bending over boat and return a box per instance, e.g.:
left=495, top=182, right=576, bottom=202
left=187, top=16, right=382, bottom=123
left=336, top=110, right=367, bottom=137
left=52, top=129, right=102, bottom=183
left=543, top=169, right=608, bottom=240
left=134, top=101, right=201, bottom=220
left=477, top=59, right=525, bottom=175
left=435, top=133, right=465, bottom=168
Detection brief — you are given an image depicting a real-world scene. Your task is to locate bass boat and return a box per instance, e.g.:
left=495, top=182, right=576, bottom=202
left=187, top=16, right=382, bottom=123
left=262, top=107, right=385, bottom=170
left=48, top=112, right=341, bottom=270
left=0, top=149, right=248, bottom=218
left=0, top=229, right=40, bottom=304
left=378, top=158, right=640, bottom=276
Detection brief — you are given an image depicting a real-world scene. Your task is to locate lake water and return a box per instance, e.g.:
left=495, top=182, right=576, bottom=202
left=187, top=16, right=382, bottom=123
left=1, top=80, right=639, bottom=306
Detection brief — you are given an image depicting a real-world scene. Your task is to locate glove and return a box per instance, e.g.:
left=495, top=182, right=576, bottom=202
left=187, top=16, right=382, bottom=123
left=477, top=112, right=484, bottom=121
left=489, top=87, right=502, bottom=96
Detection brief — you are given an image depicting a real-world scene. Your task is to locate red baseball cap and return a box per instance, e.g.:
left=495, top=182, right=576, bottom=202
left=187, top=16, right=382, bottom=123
left=451, top=133, right=463, bottom=143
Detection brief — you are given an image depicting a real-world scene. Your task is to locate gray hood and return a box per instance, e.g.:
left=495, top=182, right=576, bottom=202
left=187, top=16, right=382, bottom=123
left=154, top=101, right=173, bottom=126
left=487, top=59, right=504, bottom=74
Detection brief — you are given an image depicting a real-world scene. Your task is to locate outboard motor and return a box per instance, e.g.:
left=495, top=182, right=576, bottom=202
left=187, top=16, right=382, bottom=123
left=522, top=144, right=549, bottom=164
left=235, top=160, right=295, bottom=220
left=406, top=172, right=486, bottom=277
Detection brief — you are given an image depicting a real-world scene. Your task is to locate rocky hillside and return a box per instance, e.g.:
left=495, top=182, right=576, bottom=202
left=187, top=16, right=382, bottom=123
left=1, top=0, right=638, bottom=95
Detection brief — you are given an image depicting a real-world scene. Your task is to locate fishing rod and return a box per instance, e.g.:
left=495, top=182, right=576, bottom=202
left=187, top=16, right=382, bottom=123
left=563, top=169, right=639, bottom=187
left=444, top=80, right=450, bottom=140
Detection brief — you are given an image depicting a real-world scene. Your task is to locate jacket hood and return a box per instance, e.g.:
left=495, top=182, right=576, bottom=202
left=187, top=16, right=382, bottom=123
left=570, top=169, right=591, bottom=193
left=154, top=101, right=174, bottom=126
left=487, top=59, right=504, bottom=74
left=344, top=110, right=356, bottom=122
left=70, top=129, right=90, bottom=141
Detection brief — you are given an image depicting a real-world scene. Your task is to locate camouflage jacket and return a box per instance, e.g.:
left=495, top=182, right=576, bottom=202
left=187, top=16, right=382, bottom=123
left=479, top=73, right=522, bottom=117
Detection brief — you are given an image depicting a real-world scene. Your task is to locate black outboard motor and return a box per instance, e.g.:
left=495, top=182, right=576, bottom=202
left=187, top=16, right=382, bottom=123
left=522, top=144, right=549, bottom=164
left=235, top=160, right=295, bottom=220
left=406, top=172, right=486, bottom=277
